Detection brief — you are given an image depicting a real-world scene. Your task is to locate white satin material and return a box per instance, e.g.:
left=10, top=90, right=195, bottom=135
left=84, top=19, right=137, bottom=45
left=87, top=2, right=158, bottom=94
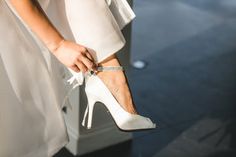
left=0, top=1, right=69, bottom=157
left=0, top=0, right=135, bottom=156
left=63, top=0, right=136, bottom=89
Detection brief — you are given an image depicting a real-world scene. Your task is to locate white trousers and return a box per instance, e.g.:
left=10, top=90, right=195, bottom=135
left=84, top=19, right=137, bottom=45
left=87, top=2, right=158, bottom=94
left=0, top=0, right=135, bottom=157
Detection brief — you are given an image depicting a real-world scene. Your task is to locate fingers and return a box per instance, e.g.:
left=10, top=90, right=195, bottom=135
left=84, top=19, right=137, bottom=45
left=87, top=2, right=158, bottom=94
left=77, top=46, right=87, bottom=53
left=80, top=54, right=95, bottom=69
left=85, top=51, right=94, bottom=62
left=70, top=59, right=89, bottom=73
left=78, top=46, right=96, bottom=70
left=75, top=60, right=87, bottom=73
left=77, top=46, right=95, bottom=62
left=70, top=65, right=80, bottom=73
left=71, top=44, right=97, bottom=73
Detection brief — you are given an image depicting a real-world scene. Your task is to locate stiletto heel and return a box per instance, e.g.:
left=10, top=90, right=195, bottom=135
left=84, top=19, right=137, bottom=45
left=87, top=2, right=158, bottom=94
left=81, top=105, right=88, bottom=127
left=86, top=96, right=96, bottom=129
left=82, top=96, right=96, bottom=129
left=81, top=66, right=157, bottom=131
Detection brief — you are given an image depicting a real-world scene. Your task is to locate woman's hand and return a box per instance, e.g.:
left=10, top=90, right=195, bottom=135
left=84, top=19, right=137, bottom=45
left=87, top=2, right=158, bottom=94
left=51, top=40, right=97, bottom=73
left=8, top=0, right=97, bottom=73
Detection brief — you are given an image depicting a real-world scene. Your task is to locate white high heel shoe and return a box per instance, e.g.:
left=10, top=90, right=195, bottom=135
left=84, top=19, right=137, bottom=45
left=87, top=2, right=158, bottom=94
left=81, top=66, right=156, bottom=131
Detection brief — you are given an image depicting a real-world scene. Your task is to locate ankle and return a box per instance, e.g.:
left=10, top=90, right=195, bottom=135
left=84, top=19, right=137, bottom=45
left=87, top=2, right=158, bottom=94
left=97, top=70, right=127, bottom=83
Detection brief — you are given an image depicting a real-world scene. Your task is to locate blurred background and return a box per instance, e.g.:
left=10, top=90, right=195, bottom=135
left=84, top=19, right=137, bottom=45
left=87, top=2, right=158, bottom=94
left=55, top=0, right=236, bottom=156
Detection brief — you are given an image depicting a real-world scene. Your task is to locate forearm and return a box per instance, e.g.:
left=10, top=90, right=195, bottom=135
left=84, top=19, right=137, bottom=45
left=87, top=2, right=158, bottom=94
left=9, top=0, right=64, bottom=52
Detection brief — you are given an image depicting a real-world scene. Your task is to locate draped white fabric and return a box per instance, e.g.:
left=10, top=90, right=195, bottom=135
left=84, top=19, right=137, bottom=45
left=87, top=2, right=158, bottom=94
left=0, top=0, right=135, bottom=157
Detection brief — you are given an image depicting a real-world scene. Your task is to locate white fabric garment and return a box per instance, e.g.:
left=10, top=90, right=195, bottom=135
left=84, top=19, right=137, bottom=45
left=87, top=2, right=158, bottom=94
left=0, top=0, right=135, bottom=157
left=51, top=0, right=136, bottom=90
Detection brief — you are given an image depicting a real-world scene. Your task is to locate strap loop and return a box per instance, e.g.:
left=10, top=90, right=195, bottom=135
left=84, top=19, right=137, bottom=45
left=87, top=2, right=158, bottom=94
left=96, top=66, right=124, bottom=71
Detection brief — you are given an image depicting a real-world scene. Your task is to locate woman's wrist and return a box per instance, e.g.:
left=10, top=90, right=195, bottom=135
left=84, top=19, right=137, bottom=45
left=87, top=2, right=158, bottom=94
left=46, top=38, right=66, bottom=54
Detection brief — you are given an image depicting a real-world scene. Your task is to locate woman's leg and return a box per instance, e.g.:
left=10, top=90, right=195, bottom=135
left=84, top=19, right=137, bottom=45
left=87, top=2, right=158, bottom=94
left=96, top=54, right=138, bottom=114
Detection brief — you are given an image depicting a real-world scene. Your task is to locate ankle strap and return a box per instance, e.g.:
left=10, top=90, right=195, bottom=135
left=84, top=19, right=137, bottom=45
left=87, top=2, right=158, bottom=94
left=96, top=66, right=124, bottom=71
left=86, top=66, right=124, bottom=76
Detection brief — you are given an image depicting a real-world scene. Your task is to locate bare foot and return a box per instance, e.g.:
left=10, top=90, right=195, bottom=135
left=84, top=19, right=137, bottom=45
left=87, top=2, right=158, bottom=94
left=95, top=54, right=138, bottom=114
